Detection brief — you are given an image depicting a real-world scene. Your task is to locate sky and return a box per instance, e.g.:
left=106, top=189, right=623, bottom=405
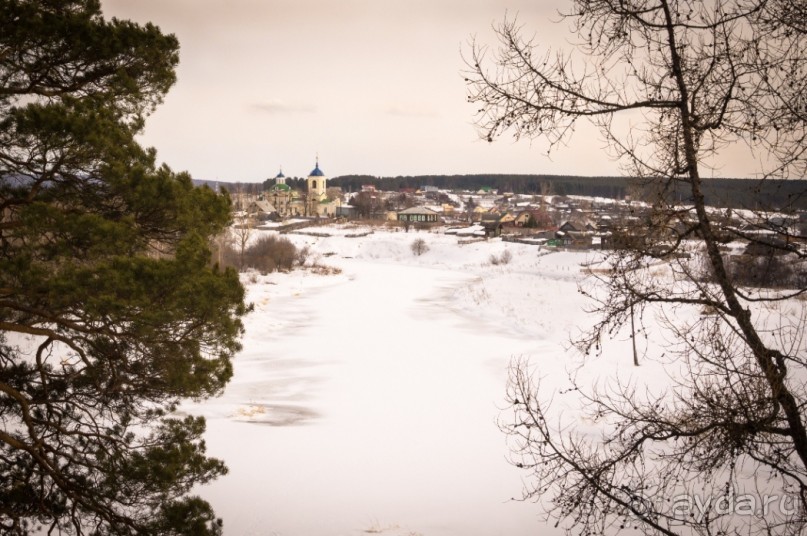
left=100, top=1, right=757, bottom=182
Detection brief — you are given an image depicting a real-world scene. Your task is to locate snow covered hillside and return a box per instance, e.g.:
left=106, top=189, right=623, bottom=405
left=181, top=226, right=631, bottom=536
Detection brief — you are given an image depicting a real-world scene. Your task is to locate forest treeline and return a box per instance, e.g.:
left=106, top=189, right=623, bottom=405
left=328, top=174, right=807, bottom=210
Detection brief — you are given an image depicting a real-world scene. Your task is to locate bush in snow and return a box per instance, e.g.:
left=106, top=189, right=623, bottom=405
left=411, top=238, right=429, bottom=256
left=295, top=245, right=311, bottom=267
left=309, top=263, right=343, bottom=276
left=241, top=235, right=297, bottom=274
left=489, top=249, right=512, bottom=266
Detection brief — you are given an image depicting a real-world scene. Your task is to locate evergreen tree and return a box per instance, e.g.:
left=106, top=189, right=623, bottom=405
left=0, top=1, right=247, bottom=533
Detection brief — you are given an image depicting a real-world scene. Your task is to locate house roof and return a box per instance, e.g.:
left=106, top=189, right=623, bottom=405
left=397, top=206, right=440, bottom=215
left=559, top=220, right=592, bottom=232
left=249, top=200, right=277, bottom=213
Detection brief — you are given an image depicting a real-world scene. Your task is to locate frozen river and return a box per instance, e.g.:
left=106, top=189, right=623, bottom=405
left=184, top=232, right=585, bottom=535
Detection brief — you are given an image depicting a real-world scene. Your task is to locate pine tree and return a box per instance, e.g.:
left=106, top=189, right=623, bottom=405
left=0, top=1, right=247, bottom=533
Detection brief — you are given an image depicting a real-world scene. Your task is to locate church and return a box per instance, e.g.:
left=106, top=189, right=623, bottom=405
left=266, top=168, right=293, bottom=216
left=266, top=159, right=341, bottom=219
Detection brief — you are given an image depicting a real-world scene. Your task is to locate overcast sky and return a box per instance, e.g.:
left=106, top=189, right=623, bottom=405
left=100, top=1, right=756, bottom=182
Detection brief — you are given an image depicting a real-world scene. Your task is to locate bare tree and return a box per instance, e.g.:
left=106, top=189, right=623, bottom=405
left=465, top=196, right=477, bottom=222
left=411, top=238, right=429, bottom=256
left=350, top=191, right=385, bottom=219
left=467, top=1, right=807, bottom=535
left=231, top=211, right=253, bottom=271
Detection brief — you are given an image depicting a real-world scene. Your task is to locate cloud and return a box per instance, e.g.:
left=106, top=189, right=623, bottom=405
left=249, top=100, right=316, bottom=114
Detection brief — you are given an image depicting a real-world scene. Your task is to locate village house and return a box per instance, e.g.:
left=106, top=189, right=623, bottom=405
left=556, top=219, right=597, bottom=247
left=498, top=211, right=517, bottom=227
left=397, top=206, right=441, bottom=224
left=480, top=212, right=504, bottom=237
left=246, top=199, right=277, bottom=221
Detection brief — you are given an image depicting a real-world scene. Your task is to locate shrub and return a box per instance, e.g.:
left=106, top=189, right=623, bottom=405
left=723, top=252, right=807, bottom=289
left=697, top=250, right=807, bottom=289
left=411, top=238, right=429, bottom=256
left=310, top=263, right=342, bottom=276
left=295, top=245, right=311, bottom=267
left=490, top=249, right=512, bottom=265
left=242, top=235, right=297, bottom=274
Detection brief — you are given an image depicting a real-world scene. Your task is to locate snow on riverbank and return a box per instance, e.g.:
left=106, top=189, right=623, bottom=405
left=181, top=228, right=608, bottom=535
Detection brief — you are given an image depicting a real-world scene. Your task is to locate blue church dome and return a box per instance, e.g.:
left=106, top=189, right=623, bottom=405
left=309, top=158, right=325, bottom=177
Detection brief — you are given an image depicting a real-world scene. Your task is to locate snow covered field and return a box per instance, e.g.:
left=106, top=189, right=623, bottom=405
left=181, top=227, right=622, bottom=535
